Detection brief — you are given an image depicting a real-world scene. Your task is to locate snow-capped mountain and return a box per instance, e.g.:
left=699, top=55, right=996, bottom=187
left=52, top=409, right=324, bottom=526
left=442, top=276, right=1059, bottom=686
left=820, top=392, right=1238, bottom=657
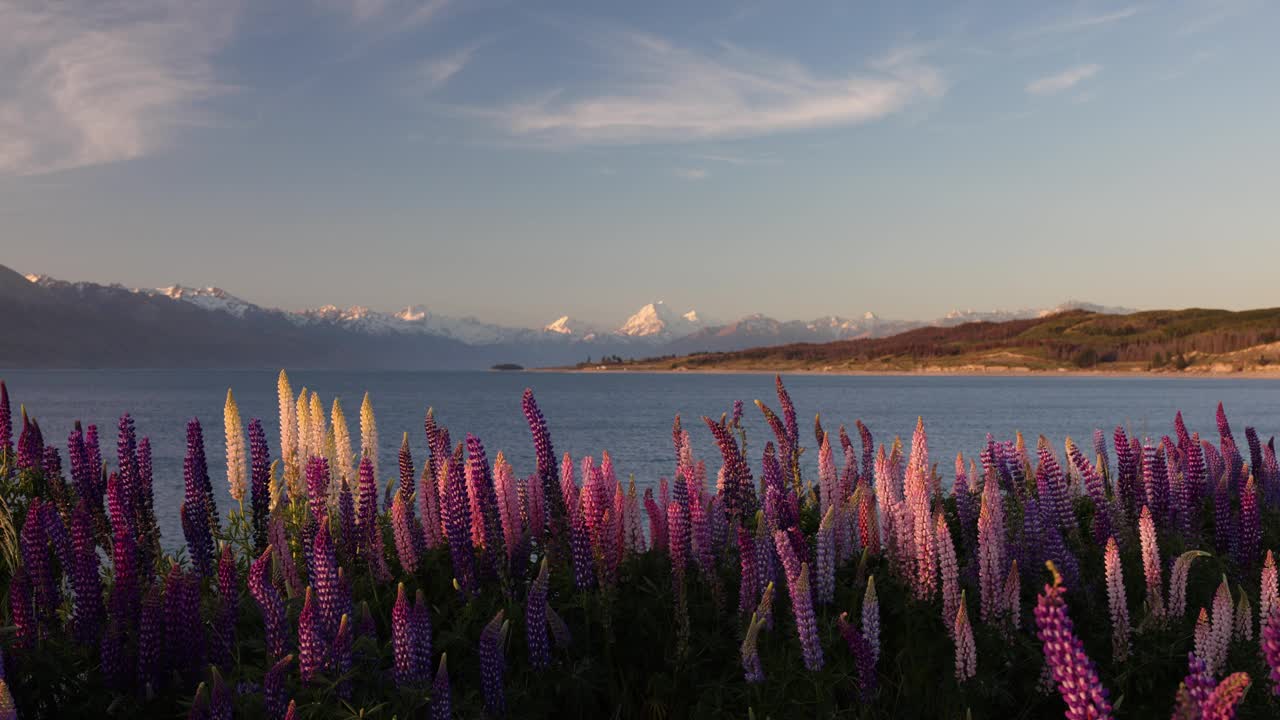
left=543, top=316, right=601, bottom=339
left=617, top=301, right=702, bottom=338
left=936, top=301, right=1137, bottom=327
left=147, top=285, right=257, bottom=318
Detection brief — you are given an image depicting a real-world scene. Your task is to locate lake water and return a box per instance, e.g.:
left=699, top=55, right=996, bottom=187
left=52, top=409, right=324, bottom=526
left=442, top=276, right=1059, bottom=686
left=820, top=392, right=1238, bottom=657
left=3, top=369, right=1279, bottom=544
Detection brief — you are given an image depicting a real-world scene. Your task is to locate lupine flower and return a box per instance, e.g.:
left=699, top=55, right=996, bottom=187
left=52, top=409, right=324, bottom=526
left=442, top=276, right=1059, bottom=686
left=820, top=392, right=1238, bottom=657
left=331, top=614, right=353, bottom=699
left=1003, top=561, right=1022, bottom=630
left=183, top=424, right=215, bottom=576
left=936, top=513, right=960, bottom=635
left=264, top=654, right=294, bottom=720
left=527, top=558, right=551, bottom=669
left=16, top=409, right=44, bottom=473
left=9, top=567, right=34, bottom=650
left=978, top=473, right=1007, bottom=624
left=359, top=392, right=379, bottom=486
left=391, top=494, right=420, bottom=575
left=1235, top=591, right=1253, bottom=643
left=312, top=523, right=342, bottom=637
left=1173, top=652, right=1216, bottom=719
left=479, top=610, right=508, bottom=717
left=787, top=563, right=823, bottom=671
left=431, top=655, right=452, bottom=720
left=137, top=584, right=164, bottom=690
left=442, top=450, right=477, bottom=594
left=862, top=576, right=880, bottom=667
left=277, top=372, right=299, bottom=489
left=493, top=452, right=521, bottom=558
left=108, top=491, right=139, bottom=632
left=569, top=499, right=596, bottom=590
left=1066, top=437, right=1113, bottom=546
left=1238, top=476, right=1261, bottom=570
left=1195, top=608, right=1214, bottom=670
left=20, top=498, right=58, bottom=624
left=1142, top=443, right=1169, bottom=530
left=298, top=587, right=325, bottom=683
left=1209, top=577, right=1234, bottom=675
left=248, top=419, right=272, bottom=552
left=250, top=547, right=289, bottom=659
left=187, top=418, right=218, bottom=533
left=703, top=415, right=756, bottom=519
left=216, top=543, right=238, bottom=666
left=283, top=700, right=298, bottom=720
left=467, top=434, right=507, bottom=572
left=1166, top=550, right=1209, bottom=620
left=224, top=389, right=247, bottom=505
left=68, top=501, right=103, bottom=644
left=0, top=381, right=10, bottom=469
left=331, top=398, right=354, bottom=485
left=1138, top=506, right=1164, bottom=618
left=163, top=566, right=204, bottom=680
left=741, top=582, right=774, bottom=684
left=1200, top=672, right=1252, bottom=720
left=1103, top=538, right=1131, bottom=662
left=1262, top=606, right=1280, bottom=696
left=954, top=592, right=976, bottom=682
left=1262, top=551, right=1278, bottom=641
left=523, top=389, right=567, bottom=538
left=392, top=583, right=421, bottom=687
left=1034, top=562, right=1114, bottom=720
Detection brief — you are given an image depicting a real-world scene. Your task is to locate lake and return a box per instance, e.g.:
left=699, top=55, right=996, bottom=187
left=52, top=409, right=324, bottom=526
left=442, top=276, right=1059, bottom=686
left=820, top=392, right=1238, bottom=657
left=3, top=369, right=1279, bottom=544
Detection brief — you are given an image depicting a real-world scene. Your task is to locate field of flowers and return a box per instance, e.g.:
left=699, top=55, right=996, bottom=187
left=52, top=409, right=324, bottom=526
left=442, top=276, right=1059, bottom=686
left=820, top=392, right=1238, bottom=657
left=1, top=372, right=1279, bottom=719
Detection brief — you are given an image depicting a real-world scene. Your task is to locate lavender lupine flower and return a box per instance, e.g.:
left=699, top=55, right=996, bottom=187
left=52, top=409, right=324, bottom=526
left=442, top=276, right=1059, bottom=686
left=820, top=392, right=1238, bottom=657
left=569, top=500, right=596, bottom=591
left=1169, top=550, right=1210, bottom=619
left=1034, top=562, right=1114, bottom=720
left=788, top=563, right=823, bottom=671
left=523, top=389, right=567, bottom=539
left=69, top=501, right=103, bottom=645
left=391, top=494, right=420, bottom=575
left=1214, top=475, right=1234, bottom=558
left=248, top=420, right=272, bottom=552
left=1036, top=439, right=1073, bottom=531
left=1200, top=672, right=1252, bottom=720
left=264, top=654, right=294, bottom=720
left=954, top=593, right=976, bottom=682
left=978, top=473, right=1008, bottom=625
left=392, top=583, right=421, bottom=687
left=737, top=526, right=759, bottom=616
left=442, top=451, right=477, bottom=594
left=0, top=381, right=10, bottom=469
left=250, top=547, right=289, bottom=659
left=1238, top=476, right=1261, bottom=570
left=1104, top=538, right=1131, bottom=662
left=740, top=583, right=774, bottom=684
left=479, top=610, right=508, bottom=717
left=163, top=567, right=204, bottom=680
left=1263, top=607, right=1280, bottom=695
left=1139, top=506, right=1165, bottom=618
left=137, top=584, right=164, bottom=691
left=431, top=655, right=452, bottom=720
left=1262, top=551, right=1278, bottom=641
left=936, top=513, right=960, bottom=636
left=1066, top=437, right=1113, bottom=546
left=297, top=587, right=324, bottom=683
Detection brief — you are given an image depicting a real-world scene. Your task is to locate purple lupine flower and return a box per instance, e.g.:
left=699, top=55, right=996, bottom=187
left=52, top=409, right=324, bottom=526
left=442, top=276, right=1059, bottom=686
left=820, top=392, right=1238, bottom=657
left=9, top=567, right=34, bottom=650
left=479, top=610, right=508, bottom=716
left=1065, top=437, right=1113, bottom=547
left=84, top=423, right=102, bottom=494
left=1238, top=476, right=1261, bottom=570
left=264, top=654, right=294, bottom=720
left=703, top=416, right=756, bottom=519
left=839, top=610, right=878, bottom=702
left=297, top=587, right=324, bottom=683
left=526, top=558, right=551, bottom=669
left=398, top=432, right=416, bottom=504
left=21, top=498, right=59, bottom=623
left=411, top=589, right=433, bottom=677
left=420, top=457, right=446, bottom=550
left=466, top=434, right=507, bottom=574
left=268, top=514, right=303, bottom=597
left=430, top=655, right=452, bottom=720
left=741, top=583, right=774, bottom=684
left=1214, top=476, right=1234, bottom=558
left=391, top=583, right=420, bottom=687
left=1142, top=442, right=1170, bottom=531
left=1173, top=652, right=1216, bottom=717
left=1092, top=428, right=1110, bottom=480
left=1114, top=426, right=1138, bottom=521
left=737, top=526, right=759, bottom=616
left=69, top=501, right=103, bottom=645
left=136, top=435, right=158, bottom=558
left=337, top=477, right=356, bottom=562
left=248, top=419, right=272, bottom=552
left=100, top=617, right=130, bottom=690
left=1034, top=562, right=1113, bottom=720
left=391, top=494, right=420, bottom=575
left=442, top=450, right=476, bottom=594
left=331, top=614, right=353, bottom=699
left=568, top=500, right=596, bottom=591
left=312, top=522, right=341, bottom=638
left=67, top=426, right=94, bottom=503
left=756, top=402, right=793, bottom=477
left=788, top=563, right=823, bottom=671
left=16, top=410, right=43, bottom=473
left=0, top=381, right=10, bottom=470
left=305, top=456, right=330, bottom=527
left=250, top=547, right=289, bottom=659
left=210, top=668, right=233, bottom=720
left=39, top=497, right=72, bottom=581
left=1245, top=427, right=1264, bottom=481
left=815, top=506, right=836, bottom=606
left=41, top=445, right=71, bottom=516
left=108, top=489, right=140, bottom=636
left=523, top=389, right=567, bottom=539
left=215, top=544, right=238, bottom=667
left=183, top=424, right=215, bottom=576
left=1035, top=439, right=1072, bottom=531
left=163, top=566, right=204, bottom=680
left=1263, top=439, right=1280, bottom=507
left=186, top=418, right=217, bottom=533
left=137, top=583, right=164, bottom=691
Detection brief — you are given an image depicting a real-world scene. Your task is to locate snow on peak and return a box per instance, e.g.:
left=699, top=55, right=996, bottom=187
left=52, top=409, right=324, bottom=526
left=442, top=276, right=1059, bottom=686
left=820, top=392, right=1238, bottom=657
left=618, top=301, right=701, bottom=337
left=544, top=316, right=575, bottom=334
left=863, top=311, right=879, bottom=321
left=149, top=285, right=255, bottom=318
left=396, top=305, right=428, bottom=322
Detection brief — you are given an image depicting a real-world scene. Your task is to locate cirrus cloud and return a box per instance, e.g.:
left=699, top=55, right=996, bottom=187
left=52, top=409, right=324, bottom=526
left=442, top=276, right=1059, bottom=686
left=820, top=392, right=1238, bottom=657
left=1026, top=64, right=1101, bottom=96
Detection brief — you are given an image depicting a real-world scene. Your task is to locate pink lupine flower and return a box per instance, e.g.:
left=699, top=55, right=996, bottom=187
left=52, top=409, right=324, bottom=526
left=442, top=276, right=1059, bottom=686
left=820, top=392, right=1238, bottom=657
left=493, top=452, right=522, bottom=560
left=1104, top=538, right=1130, bottom=662
left=1263, top=606, right=1280, bottom=695
left=392, top=583, right=420, bottom=688
left=1034, top=562, right=1114, bottom=720
left=815, top=506, right=836, bottom=606
left=818, top=432, right=837, bottom=521
left=954, top=592, right=976, bottom=682
left=936, top=513, right=960, bottom=635
left=1169, top=550, right=1210, bottom=619
left=1138, top=506, right=1164, bottom=618
left=978, top=473, right=1007, bottom=624
left=1200, top=672, right=1252, bottom=720
left=1195, top=609, right=1214, bottom=670
left=297, top=587, right=324, bottom=683
left=1262, top=550, right=1278, bottom=641
left=1209, top=577, right=1234, bottom=675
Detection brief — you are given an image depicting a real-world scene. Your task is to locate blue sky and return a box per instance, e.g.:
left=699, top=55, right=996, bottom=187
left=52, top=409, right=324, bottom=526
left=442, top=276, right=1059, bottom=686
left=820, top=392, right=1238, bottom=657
left=2, top=0, right=1277, bottom=328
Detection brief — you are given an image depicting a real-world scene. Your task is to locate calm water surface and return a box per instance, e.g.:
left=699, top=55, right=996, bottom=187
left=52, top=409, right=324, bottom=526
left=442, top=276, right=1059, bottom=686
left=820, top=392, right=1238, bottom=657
left=3, top=369, right=1279, bottom=544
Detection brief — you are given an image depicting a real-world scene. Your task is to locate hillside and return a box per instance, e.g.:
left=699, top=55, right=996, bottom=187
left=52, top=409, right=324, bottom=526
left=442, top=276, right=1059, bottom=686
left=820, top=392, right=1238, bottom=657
left=586, top=308, right=1280, bottom=374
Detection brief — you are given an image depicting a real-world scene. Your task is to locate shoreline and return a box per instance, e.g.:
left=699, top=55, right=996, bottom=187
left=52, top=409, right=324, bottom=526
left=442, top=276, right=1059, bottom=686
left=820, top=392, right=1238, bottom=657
left=537, top=365, right=1280, bottom=379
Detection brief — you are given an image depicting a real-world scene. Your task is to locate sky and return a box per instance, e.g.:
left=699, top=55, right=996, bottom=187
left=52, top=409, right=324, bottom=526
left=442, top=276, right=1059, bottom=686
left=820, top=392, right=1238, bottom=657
left=1, top=0, right=1277, bottom=329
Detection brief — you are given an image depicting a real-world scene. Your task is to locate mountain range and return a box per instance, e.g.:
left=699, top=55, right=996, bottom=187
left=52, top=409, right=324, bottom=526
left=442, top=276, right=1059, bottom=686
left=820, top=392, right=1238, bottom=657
left=0, top=264, right=1132, bottom=369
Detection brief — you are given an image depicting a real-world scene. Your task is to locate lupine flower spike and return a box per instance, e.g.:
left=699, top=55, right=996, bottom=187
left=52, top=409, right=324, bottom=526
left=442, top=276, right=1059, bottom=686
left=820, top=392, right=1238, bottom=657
left=1034, top=562, right=1114, bottom=720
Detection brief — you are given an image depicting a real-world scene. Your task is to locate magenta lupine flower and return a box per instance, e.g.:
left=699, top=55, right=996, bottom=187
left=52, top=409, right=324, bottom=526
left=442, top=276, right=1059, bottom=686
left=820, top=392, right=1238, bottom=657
left=391, top=494, right=420, bottom=575
left=954, top=593, right=976, bottom=682
left=788, top=563, right=823, bottom=671
left=16, top=409, right=43, bottom=472
left=756, top=401, right=793, bottom=477
left=283, top=699, right=298, bottom=720
left=163, top=566, right=204, bottom=679
left=523, top=389, right=567, bottom=539
left=1200, top=672, right=1252, bottom=720
left=392, top=583, right=421, bottom=687
left=442, top=451, right=476, bottom=594
left=0, top=381, right=10, bottom=469
left=492, top=453, right=520, bottom=559
left=466, top=434, right=506, bottom=571
left=116, top=414, right=140, bottom=530
left=1138, top=506, right=1164, bottom=618
left=419, top=462, right=445, bottom=551
left=264, top=654, right=293, bottom=719
left=1262, top=551, right=1278, bottom=640
left=305, top=456, right=331, bottom=527
left=137, top=583, right=164, bottom=691
left=643, top=487, right=667, bottom=552
left=397, top=432, right=416, bottom=506
left=431, top=655, right=452, bottom=720
left=1104, top=538, right=1130, bottom=662
left=1065, top=438, right=1113, bottom=546
left=297, top=587, right=324, bottom=683
left=20, top=498, right=58, bottom=624
left=269, top=514, right=303, bottom=597
left=1034, top=563, right=1114, bottom=720
left=703, top=415, right=756, bottom=519
left=69, top=501, right=103, bottom=645
left=1263, top=607, right=1280, bottom=695
left=108, top=490, right=139, bottom=632
left=248, top=419, right=272, bottom=552
left=978, top=473, right=1007, bottom=625
left=250, top=547, right=289, bottom=659
left=9, top=567, right=34, bottom=650
left=312, top=523, right=342, bottom=638
left=669, top=500, right=690, bottom=589
left=67, top=426, right=94, bottom=503
left=1238, top=476, right=1261, bottom=570
left=479, top=610, right=508, bottom=717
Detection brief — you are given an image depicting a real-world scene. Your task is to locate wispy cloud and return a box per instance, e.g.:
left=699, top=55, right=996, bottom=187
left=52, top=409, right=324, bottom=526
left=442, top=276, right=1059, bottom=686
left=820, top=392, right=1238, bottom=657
left=478, top=32, right=945, bottom=146
left=674, top=167, right=708, bottom=180
left=1026, top=64, right=1102, bottom=95
left=0, top=0, right=239, bottom=176
left=418, top=44, right=479, bottom=90
left=321, top=0, right=448, bottom=29
left=1018, top=6, right=1142, bottom=38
